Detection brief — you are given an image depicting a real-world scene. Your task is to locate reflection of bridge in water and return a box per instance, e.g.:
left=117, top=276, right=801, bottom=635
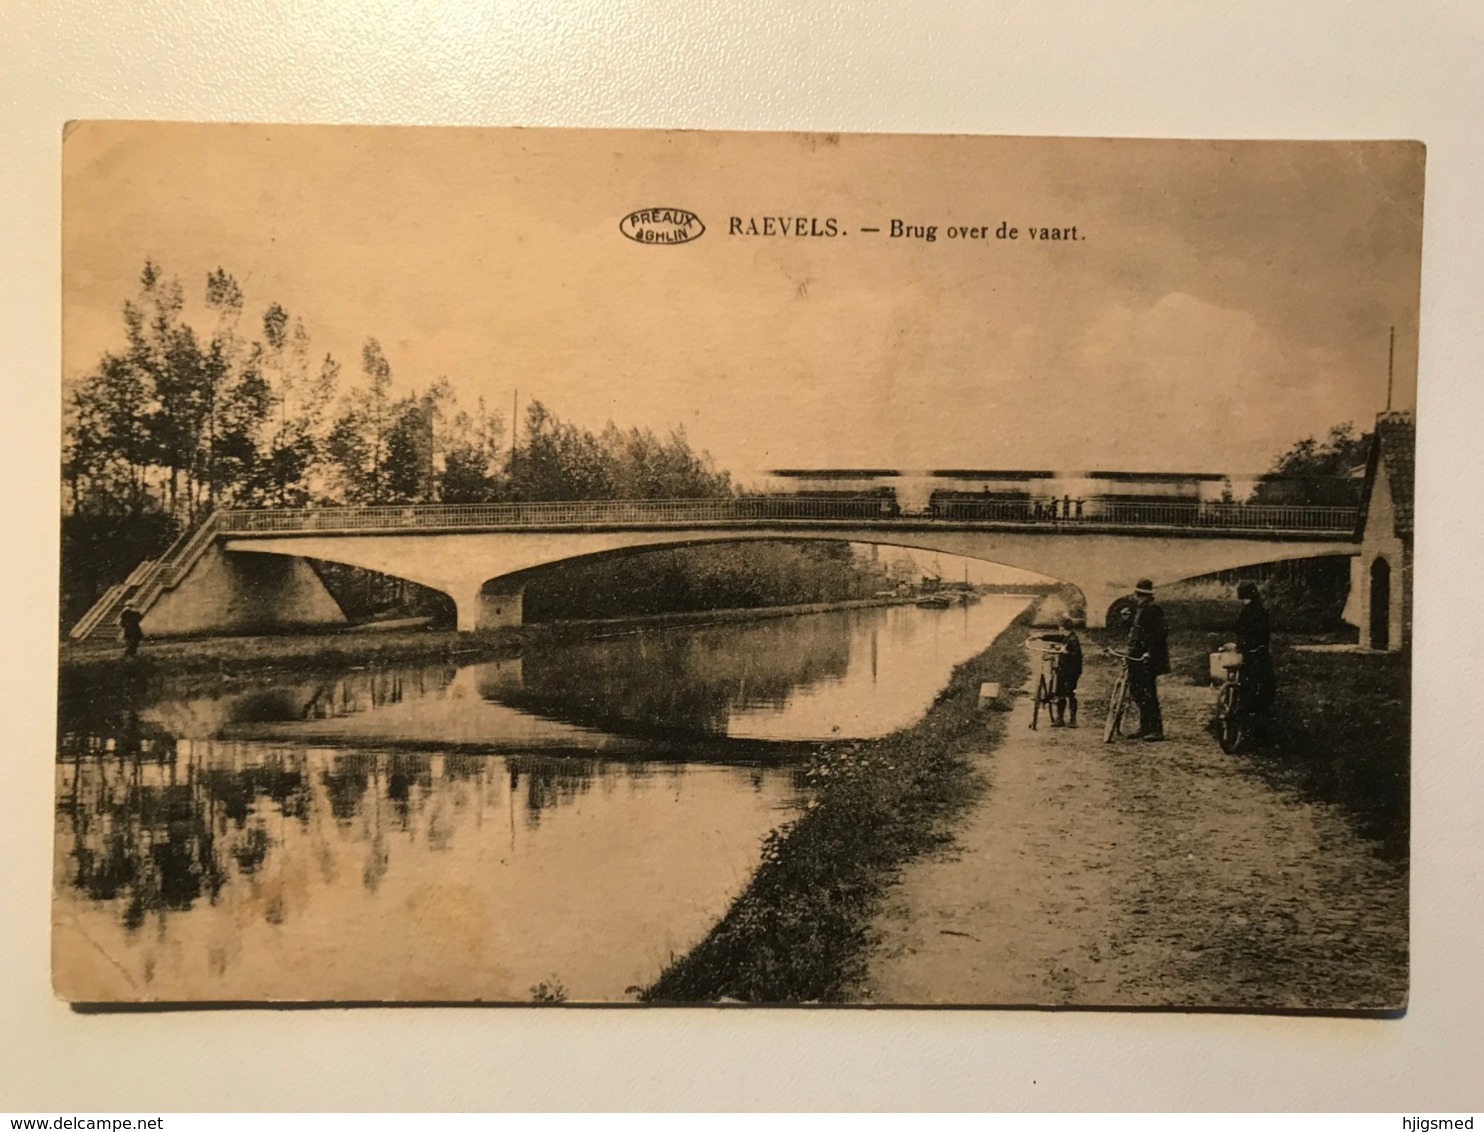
left=72, top=482, right=1359, bottom=639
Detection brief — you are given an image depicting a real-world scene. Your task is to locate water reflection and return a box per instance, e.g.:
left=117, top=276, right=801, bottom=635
left=53, top=598, right=1029, bottom=1001
left=59, top=596, right=1029, bottom=750
left=500, top=614, right=853, bottom=737
left=55, top=741, right=799, bottom=1001
left=58, top=741, right=692, bottom=930
left=496, top=599, right=1029, bottom=740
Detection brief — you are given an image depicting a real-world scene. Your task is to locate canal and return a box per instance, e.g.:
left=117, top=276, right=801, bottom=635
left=53, top=594, right=1032, bottom=1002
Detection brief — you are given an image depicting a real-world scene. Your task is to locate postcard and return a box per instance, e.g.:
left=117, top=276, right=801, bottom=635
left=55, top=124, right=1419, bottom=1007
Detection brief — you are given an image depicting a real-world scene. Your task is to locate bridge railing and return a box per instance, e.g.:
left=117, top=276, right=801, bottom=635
left=1099, top=500, right=1353, bottom=531
left=933, top=497, right=1356, bottom=531
left=217, top=496, right=1358, bottom=535
left=218, top=497, right=908, bottom=532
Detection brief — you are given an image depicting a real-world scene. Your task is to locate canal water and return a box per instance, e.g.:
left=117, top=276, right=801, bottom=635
left=53, top=595, right=1031, bottom=1002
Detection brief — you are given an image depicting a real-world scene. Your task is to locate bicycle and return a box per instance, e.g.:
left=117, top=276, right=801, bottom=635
left=1102, top=648, right=1140, bottom=743
left=1212, top=645, right=1249, bottom=753
left=1024, top=640, right=1064, bottom=730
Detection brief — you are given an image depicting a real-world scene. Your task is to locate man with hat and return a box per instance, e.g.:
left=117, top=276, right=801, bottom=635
left=1126, top=578, right=1169, bottom=741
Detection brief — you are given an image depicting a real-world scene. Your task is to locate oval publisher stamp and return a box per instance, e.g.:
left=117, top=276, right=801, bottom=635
left=619, top=207, right=705, bottom=245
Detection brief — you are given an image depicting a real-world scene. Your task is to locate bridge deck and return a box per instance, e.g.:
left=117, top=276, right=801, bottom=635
left=70, top=496, right=1359, bottom=640
left=217, top=498, right=1358, bottom=540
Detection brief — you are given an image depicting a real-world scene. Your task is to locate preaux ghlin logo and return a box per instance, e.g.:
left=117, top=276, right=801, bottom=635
left=619, top=207, right=705, bottom=245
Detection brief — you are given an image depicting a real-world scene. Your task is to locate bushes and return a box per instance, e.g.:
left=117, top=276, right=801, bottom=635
left=1160, top=601, right=1409, bottom=860
left=1179, top=557, right=1356, bottom=635
left=523, top=541, right=880, bottom=623
left=1262, top=645, right=1410, bottom=858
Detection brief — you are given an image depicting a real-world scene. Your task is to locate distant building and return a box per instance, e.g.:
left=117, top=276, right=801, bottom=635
left=1348, top=411, right=1414, bottom=651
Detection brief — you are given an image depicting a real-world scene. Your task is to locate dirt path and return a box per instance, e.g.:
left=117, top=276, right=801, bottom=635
left=858, top=650, right=1408, bottom=1009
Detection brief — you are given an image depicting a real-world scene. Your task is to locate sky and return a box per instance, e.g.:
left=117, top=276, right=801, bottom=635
left=62, top=123, right=1424, bottom=487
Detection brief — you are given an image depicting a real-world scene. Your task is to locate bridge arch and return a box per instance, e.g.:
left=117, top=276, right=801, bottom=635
left=228, top=529, right=1073, bottom=632
left=469, top=536, right=1075, bottom=631
left=216, top=524, right=1357, bottom=633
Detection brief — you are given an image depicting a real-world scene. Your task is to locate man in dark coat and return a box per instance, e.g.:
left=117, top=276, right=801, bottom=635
left=119, top=604, right=144, bottom=658
left=1029, top=617, right=1084, bottom=727
left=1052, top=616, right=1083, bottom=727
left=1235, top=580, right=1276, bottom=722
left=1125, top=578, right=1169, bottom=741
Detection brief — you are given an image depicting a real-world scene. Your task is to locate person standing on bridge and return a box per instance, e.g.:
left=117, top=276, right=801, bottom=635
left=119, top=604, right=144, bottom=659
left=1126, top=579, right=1169, bottom=741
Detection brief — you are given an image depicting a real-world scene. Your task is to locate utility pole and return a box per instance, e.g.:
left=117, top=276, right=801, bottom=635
left=511, top=389, right=518, bottom=466
left=1386, top=326, right=1395, bottom=413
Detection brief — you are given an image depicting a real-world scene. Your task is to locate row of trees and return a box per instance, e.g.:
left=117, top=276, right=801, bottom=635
left=61, top=261, right=737, bottom=622
left=524, top=541, right=884, bottom=624
left=65, top=263, right=475, bottom=518
left=66, top=261, right=735, bottom=523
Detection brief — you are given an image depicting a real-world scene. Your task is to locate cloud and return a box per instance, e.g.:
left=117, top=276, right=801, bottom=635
left=1057, top=292, right=1364, bottom=471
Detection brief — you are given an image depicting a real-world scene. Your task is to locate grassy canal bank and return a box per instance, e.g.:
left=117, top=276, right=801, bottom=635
left=642, top=605, right=1035, bottom=1003
left=645, top=594, right=1410, bottom=1003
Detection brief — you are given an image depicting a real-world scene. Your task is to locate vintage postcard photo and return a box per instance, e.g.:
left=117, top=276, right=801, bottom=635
left=55, top=125, right=1420, bottom=1007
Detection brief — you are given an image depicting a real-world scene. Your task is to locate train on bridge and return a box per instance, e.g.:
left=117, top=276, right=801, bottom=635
left=760, top=468, right=1360, bottom=526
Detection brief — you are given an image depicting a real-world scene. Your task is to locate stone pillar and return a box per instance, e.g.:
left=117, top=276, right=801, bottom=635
left=452, top=579, right=524, bottom=632
left=478, top=582, right=524, bottom=629
left=1079, top=581, right=1132, bottom=629
left=453, top=584, right=482, bottom=632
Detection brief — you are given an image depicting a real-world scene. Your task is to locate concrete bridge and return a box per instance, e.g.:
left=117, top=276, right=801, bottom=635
left=70, top=496, right=1359, bottom=640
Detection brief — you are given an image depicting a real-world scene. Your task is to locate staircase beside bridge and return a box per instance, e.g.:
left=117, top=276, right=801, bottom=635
left=69, top=512, right=223, bottom=641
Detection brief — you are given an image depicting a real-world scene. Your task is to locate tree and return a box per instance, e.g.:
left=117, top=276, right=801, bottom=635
left=384, top=393, right=436, bottom=502
left=509, top=400, right=612, bottom=501
left=122, top=261, right=202, bottom=517
left=327, top=338, right=396, bottom=504
left=63, top=353, right=155, bottom=515
left=1240, top=421, right=1374, bottom=630
left=599, top=421, right=733, bottom=499
left=434, top=392, right=505, bottom=503
left=211, top=349, right=272, bottom=503
left=1254, top=422, right=1371, bottom=506
left=507, top=400, right=732, bottom=503
left=60, top=259, right=753, bottom=630
left=257, top=303, right=339, bottom=505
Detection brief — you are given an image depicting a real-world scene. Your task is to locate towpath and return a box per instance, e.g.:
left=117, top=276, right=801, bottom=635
left=857, top=645, right=1408, bottom=1009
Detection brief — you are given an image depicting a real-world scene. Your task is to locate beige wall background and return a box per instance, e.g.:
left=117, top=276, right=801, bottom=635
left=3, top=0, right=1482, bottom=1112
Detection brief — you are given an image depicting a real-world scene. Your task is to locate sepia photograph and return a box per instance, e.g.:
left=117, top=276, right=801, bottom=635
left=54, top=123, right=1420, bottom=1008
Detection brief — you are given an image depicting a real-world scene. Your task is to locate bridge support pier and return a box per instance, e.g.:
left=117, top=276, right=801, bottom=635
left=1079, top=581, right=1135, bottom=629
left=452, top=580, right=525, bottom=632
